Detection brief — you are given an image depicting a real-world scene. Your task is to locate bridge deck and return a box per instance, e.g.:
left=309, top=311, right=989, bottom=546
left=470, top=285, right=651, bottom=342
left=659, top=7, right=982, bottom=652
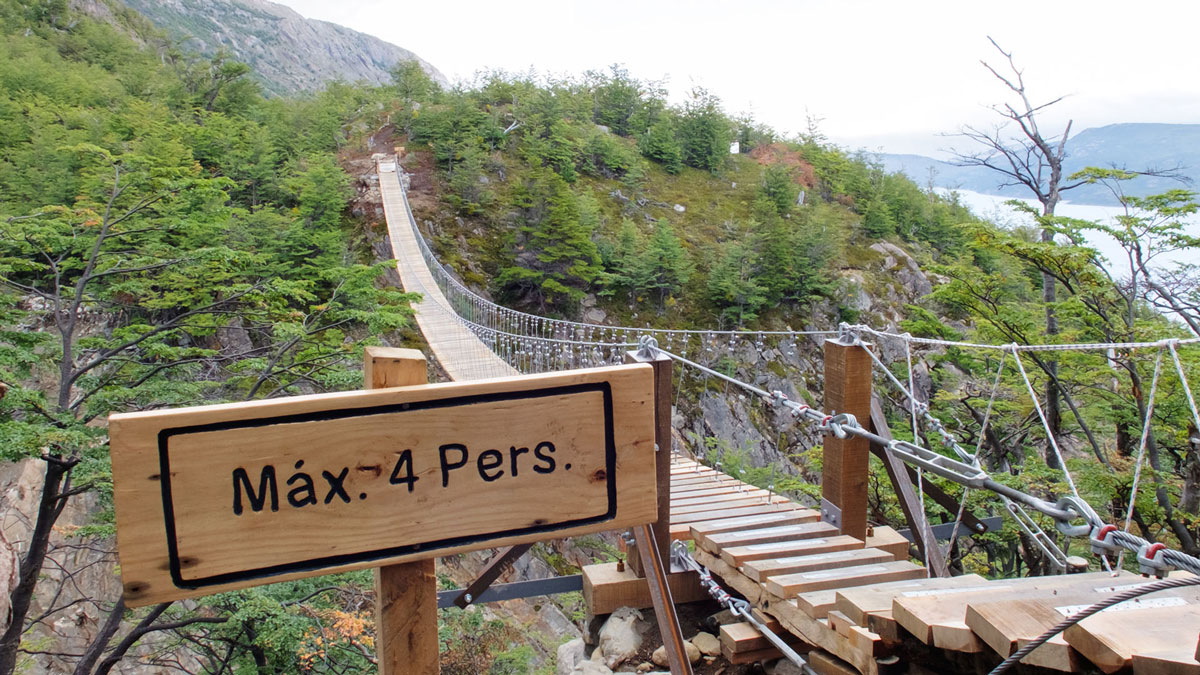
left=378, top=162, right=516, bottom=381
left=378, top=161, right=1200, bottom=674
left=584, top=457, right=1200, bottom=675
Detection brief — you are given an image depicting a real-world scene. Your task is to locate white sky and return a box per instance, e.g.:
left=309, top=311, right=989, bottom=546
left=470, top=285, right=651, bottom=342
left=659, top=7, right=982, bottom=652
left=279, top=0, right=1200, bottom=157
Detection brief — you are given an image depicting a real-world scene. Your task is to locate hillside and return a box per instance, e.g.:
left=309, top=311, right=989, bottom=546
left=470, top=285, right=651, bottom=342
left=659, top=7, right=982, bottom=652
left=116, top=0, right=447, bottom=95
left=880, top=122, right=1200, bottom=205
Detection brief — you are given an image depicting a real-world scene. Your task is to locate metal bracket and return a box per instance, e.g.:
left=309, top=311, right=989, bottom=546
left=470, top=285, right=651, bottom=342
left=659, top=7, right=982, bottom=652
left=820, top=498, right=842, bottom=529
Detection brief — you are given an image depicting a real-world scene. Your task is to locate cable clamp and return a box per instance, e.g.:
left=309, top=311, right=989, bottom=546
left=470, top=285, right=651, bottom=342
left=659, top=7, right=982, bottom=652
left=1137, top=542, right=1174, bottom=578
left=1089, top=524, right=1122, bottom=556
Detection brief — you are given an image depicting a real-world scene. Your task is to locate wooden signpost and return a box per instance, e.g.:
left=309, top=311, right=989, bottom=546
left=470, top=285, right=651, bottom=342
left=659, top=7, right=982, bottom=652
left=109, top=360, right=657, bottom=607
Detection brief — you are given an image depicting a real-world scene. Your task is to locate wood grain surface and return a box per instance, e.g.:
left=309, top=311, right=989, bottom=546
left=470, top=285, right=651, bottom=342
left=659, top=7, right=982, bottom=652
left=111, top=364, right=656, bottom=606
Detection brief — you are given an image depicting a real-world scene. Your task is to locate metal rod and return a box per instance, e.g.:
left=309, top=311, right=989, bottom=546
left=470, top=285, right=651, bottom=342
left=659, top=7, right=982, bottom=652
left=634, top=523, right=693, bottom=675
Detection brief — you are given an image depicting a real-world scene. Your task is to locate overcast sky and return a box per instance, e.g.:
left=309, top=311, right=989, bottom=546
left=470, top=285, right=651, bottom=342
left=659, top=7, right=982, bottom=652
left=278, top=0, right=1200, bottom=157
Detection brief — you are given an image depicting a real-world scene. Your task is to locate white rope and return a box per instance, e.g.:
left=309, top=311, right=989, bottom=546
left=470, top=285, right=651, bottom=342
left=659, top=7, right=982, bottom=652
left=1168, top=340, right=1200, bottom=435
left=1009, top=345, right=1082, bottom=501
left=1117, top=347, right=1165, bottom=571
left=859, top=326, right=1200, bottom=353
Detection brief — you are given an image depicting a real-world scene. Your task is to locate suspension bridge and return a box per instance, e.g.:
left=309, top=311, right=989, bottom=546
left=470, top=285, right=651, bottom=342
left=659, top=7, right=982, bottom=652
left=376, top=156, right=1200, bottom=674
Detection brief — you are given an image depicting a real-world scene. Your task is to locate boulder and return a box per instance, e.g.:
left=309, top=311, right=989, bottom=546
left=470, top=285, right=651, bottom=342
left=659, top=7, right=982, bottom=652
left=556, top=638, right=587, bottom=675
left=651, top=641, right=701, bottom=666
left=690, top=631, right=720, bottom=657
left=597, top=607, right=646, bottom=668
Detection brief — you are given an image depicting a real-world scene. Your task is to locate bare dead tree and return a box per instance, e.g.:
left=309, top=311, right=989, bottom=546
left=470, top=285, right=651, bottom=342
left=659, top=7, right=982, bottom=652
left=951, top=37, right=1085, bottom=467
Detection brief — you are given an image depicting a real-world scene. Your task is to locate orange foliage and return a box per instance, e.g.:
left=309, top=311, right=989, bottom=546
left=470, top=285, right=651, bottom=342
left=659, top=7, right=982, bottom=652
left=749, top=143, right=817, bottom=189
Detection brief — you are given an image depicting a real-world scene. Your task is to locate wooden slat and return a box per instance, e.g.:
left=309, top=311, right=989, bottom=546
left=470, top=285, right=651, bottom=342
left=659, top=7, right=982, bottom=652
left=688, top=511, right=822, bottom=539
left=740, top=537, right=868, bottom=580
left=670, top=477, right=744, bottom=493
left=766, top=560, right=925, bottom=597
left=893, top=571, right=1126, bottom=654
left=670, top=484, right=763, bottom=500
left=671, top=503, right=811, bottom=525
left=580, top=562, right=708, bottom=617
left=695, top=522, right=840, bottom=552
left=726, top=546, right=891, bottom=575
left=671, top=495, right=792, bottom=515
left=834, top=573, right=988, bottom=625
left=1066, top=603, right=1200, bottom=674
left=864, top=526, right=910, bottom=561
left=1133, top=650, right=1200, bottom=675
left=671, top=489, right=776, bottom=507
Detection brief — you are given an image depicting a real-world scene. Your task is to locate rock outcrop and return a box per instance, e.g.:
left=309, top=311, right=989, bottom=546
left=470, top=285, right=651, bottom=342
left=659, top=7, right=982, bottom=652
left=112, top=0, right=448, bottom=96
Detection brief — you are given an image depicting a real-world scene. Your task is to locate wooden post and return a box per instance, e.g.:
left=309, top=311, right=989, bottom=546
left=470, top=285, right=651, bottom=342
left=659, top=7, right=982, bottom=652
left=625, top=348, right=673, bottom=575
left=365, top=347, right=438, bottom=675
left=822, top=338, right=872, bottom=541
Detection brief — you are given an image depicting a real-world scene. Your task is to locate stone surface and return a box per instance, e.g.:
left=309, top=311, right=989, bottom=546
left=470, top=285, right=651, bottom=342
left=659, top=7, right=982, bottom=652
left=110, top=0, right=447, bottom=96
left=557, top=638, right=587, bottom=675
left=573, top=660, right=614, bottom=675
left=651, top=641, right=702, bottom=666
left=690, top=631, right=721, bottom=657
left=597, top=606, right=645, bottom=668
left=769, top=658, right=809, bottom=675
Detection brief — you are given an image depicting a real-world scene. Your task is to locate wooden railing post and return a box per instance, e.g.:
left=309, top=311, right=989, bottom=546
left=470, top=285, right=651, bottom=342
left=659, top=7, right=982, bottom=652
left=822, top=337, right=872, bottom=541
left=365, top=347, right=438, bottom=675
left=624, top=347, right=673, bottom=574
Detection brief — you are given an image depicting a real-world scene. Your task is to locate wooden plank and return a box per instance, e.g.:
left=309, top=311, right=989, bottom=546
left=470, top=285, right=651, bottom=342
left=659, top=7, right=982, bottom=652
left=822, top=338, right=872, bottom=540
left=671, top=477, right=742, bottom=492
left=580, top=562, right=708, bottom=616
left=687, top=511, right=823, bottom=538
left=766, top=560, right=925, bottom=597
left=367, top=348, right=436, bottom=675
left=719, top=619, right=805, bottom=656
left=740, top=537, right=868, bottom=580
left=1065, top=601, right=1200, bottom=673
left=671, top=494, right=792, bottom=515
left=624, top=350, right=673, bottom=577
left=1068, top=603, right=1200, bottom=674
left=1133, top=650, right=1200, bottom=675
left=834, top=573, right=988, bottom=625
left=964, top=574, right=1168, bottom=669
left=806, top=650, right=860, bottom=675
left=670, top=484, right=761, bottom=500
left=865, top=526, right=911, bottom=561
left=728, top=547, right=891, bottom=577
left=111, top=364, right=657, bottom=606
left=892, top=571, right=1127, bottom=653
left=867, top=400, right=949, bottom=577
left=672, top=489, right=776, bottom=507
left=671, top=503, right=810, bottom=525
left=696, top=522, right=840, bottom=552
left=769, top=597, right=879, bottom=675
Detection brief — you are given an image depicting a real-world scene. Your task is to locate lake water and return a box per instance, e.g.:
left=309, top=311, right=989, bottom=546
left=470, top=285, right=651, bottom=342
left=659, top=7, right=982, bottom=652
left=941, top=189, right=1200, bottom=273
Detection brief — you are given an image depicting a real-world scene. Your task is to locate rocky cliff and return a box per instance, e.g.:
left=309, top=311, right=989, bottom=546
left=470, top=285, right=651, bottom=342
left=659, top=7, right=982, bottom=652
left=118, top=0, right=448, bottom=96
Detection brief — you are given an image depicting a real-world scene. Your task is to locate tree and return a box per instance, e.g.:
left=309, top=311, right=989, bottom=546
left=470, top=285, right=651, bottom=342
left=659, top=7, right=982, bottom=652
left=759, top=164, right=799, bottom=217
left=677, top=87, right=732, bottom=173
left=641, top=220, right=692, bottom=307
left=498, top=170, right=601, bottom=310
left=638, top=117, right=683, bottom=174
left=707, top=238, right=767, bottom=326
left=591, top=64, right=640, bottom=136
left=951, top=38, right=1086, bottom=464
left=390, top=58, right=438, bottom=102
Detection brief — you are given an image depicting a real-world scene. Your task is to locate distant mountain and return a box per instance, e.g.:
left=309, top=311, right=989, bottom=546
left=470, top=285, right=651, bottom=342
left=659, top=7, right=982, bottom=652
left=117, top=0, right=448, bottom=96
left=879, top=123, right=1200, bottom=205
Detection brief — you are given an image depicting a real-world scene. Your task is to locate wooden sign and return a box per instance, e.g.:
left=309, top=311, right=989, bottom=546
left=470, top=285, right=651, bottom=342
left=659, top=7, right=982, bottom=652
left=110, top=364, right=656, bottom=606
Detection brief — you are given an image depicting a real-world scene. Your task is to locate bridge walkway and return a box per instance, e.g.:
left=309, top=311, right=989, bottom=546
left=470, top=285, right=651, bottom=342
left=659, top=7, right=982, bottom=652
left=377, top=159, right=517, bottom=381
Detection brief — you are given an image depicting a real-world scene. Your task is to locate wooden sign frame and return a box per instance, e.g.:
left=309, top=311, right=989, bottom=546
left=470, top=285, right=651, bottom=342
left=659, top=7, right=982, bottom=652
left=110, top=364, right=656, bottom=606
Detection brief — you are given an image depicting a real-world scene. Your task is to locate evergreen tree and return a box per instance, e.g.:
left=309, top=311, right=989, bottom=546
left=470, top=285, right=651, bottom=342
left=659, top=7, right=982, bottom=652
left=707, top=238, right=767, bottom=325
left=760, top=163, right=799, bottom=217
left=641, top=219, right=693, bottom=306
left=498, top=169, right=601, bottom=309
left=677, top=87, right=732, bottom=173
left=592, top=64, right=640, bottom=136
left=638, top=117, right=683, bottom=174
